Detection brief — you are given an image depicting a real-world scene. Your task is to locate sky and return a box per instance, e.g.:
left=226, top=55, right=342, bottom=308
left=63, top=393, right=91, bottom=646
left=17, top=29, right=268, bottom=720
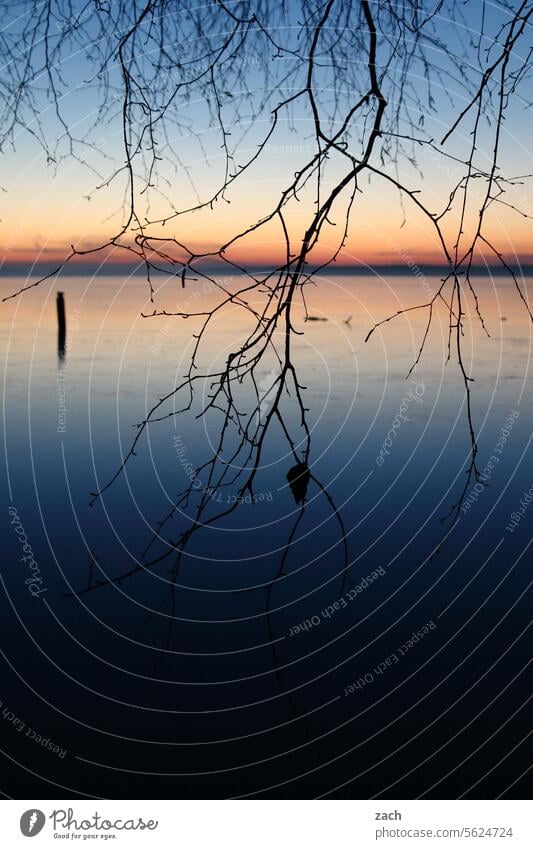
left=1, top=0, right=533, bottom=273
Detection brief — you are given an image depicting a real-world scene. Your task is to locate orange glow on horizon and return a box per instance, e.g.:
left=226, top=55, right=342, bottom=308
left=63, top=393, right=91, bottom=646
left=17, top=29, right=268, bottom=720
left=4, top=234, right=533, bottom=270
left=3, top=182, right=533, bottom=271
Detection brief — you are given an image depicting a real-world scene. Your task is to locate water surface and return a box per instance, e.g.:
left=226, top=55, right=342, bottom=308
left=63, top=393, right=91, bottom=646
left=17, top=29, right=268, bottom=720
left=1, top=272, right=532, bottom=798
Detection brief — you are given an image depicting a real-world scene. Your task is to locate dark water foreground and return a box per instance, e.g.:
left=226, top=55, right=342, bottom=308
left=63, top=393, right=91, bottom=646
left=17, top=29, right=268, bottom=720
left=1, top=274, right=532, bottom=798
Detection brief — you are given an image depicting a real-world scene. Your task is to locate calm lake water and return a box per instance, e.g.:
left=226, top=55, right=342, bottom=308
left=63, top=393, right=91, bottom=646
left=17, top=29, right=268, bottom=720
left=1, top=272, right=532, bottom=798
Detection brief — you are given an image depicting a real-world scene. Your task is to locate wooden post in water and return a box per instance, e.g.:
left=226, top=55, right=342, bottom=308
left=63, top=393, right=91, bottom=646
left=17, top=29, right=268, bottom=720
left=57, top=291, right=66, bottom=358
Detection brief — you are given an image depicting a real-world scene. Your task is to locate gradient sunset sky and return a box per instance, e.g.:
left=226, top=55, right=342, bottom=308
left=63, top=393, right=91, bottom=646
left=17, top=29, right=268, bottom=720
left=1, top=0, right=532, bottom=272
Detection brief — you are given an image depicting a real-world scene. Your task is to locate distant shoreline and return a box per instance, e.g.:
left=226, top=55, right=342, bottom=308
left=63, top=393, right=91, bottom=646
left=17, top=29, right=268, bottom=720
left=2, top=261, right=532, bottom=279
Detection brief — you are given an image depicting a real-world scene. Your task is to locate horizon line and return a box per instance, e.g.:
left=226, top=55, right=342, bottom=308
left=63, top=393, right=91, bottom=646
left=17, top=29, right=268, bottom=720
left=2, top=260, right=533, bottom=279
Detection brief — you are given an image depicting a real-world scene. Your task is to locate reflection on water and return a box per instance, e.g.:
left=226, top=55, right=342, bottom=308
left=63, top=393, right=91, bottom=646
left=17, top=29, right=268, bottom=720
left=1, top=273, right=532, bottom=798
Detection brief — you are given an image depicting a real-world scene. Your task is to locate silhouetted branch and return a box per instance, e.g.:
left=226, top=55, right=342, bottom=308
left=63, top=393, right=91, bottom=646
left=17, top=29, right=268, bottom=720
left=3, top=1, right=533, bottom=618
